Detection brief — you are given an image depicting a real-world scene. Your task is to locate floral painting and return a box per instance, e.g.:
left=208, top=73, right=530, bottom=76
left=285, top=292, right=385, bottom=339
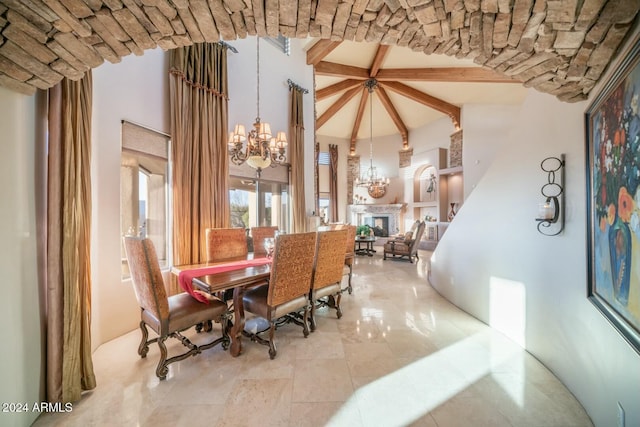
left=587, top=42, right=640, bottom=354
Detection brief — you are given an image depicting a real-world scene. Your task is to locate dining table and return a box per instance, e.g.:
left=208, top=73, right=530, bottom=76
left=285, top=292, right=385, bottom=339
left=171, top=255, right=271, bottom=357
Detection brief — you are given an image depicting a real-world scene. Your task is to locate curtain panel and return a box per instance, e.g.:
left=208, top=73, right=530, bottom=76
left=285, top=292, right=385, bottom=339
left=46, top=72, right=96, bottom=403
left=329, top=144, right=339, bottom=222
left=169, top=43, right=230, bottom=282
left=314, top=141, right=319, bottom=217
left=289, top=87, right=306, bottom=232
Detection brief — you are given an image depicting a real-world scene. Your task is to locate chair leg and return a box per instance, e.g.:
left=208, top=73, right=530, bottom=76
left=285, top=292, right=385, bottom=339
left=268, top=323, right=277, bottom=360
left=156, top=336, right=169, bottom=380
left=309, top=297, right=317, bottom=332
left=302, top=302, right=310, bottom=338
left=138, top=321, right=149, bottom=358
left=335, top=293, right=342, bottom=319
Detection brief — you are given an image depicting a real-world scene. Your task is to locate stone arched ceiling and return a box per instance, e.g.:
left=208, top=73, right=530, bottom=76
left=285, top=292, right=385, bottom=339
left=0, top=0, right=638, bottom=103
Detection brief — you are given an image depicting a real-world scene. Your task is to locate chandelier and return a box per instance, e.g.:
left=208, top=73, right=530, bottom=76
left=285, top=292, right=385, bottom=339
left=228, top=37, right=287, bottom=177
left=355, top=78, right=389, bottom=199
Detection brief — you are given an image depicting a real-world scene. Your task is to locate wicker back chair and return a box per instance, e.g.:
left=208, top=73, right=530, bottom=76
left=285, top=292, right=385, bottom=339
left=242, top=232, right=317, bottom=359
left=205, top=227, right=248, bottom=262
left=123, top=236, right=230, bottom=380
left=250, top=226, right=279, bottom=254
left=309, top=229, right=348, bottom=331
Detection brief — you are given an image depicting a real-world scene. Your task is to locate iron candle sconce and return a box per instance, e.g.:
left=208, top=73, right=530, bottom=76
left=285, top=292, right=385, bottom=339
left=536, top=154, right=565, bottom=236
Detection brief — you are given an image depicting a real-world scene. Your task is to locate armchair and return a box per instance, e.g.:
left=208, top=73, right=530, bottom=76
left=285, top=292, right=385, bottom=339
left=123, top=237, right=230, bottom=380
left=383, top=221, right=426, bottom=263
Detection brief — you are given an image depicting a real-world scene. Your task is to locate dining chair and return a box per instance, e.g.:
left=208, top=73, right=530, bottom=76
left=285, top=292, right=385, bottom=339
left=309, top=229, right=348, bottom=331
left=343, top=225, right=357, bottom=294
left=250, top=226, right=279, bottom=255
left=123, top=236, right=230, bottom=380
left=205, top=227, right=248, bottom=262
left=242, top=232, right=317, bottom=359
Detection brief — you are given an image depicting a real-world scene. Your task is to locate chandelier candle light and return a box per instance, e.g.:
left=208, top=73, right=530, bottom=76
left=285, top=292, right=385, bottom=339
left=228, top=37, right=287, bottom=177
left=355, top=78, right=390, bottom=199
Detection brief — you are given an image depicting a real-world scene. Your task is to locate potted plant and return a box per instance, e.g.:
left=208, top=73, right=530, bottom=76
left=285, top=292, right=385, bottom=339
left=356, top=225, right=370, bottom=237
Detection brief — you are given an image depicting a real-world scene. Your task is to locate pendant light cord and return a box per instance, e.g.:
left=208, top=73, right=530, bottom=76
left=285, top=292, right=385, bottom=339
left=369, top=90, right=374, bottom=170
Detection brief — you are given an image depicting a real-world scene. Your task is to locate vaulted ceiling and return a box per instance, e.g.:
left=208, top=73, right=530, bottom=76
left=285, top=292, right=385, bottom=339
left=308, top=39, right=528, bottom=150
left=0, top=1, right=638, bottom=145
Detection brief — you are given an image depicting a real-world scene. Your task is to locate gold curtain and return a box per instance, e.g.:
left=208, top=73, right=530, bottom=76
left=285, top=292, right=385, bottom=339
left=289, top=87, right=306, bottom=232
left=46, top=71, right=97, bottom=402
left=169, top=43, right=230, bottom=282
left=329, top=144, right=339, bottom=222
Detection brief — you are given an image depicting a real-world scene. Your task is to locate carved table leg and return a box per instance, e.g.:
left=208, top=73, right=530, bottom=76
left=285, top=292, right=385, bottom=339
left=230, top=286, right=246, bottom=357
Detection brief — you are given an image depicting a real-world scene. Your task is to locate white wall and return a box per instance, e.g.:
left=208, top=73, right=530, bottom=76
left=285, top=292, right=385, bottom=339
left=91, top=48, right=170, bottom=347
left=0, top=87, right=41, bottom=426
left=462, top=104, right=521, bottom=199
left=430, top=89, right=640, bottom=427
left=227, top=37, right=315, bottom=216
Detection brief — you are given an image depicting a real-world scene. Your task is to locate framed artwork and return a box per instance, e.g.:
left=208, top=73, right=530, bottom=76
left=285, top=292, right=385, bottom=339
left=585, top=41, right=640, bottom=354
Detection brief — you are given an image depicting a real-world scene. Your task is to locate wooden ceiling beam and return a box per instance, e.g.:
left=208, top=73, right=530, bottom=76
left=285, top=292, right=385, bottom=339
left=314, top=61, right=370, bottom=79
left=376, top=67, right=518, bottom=83
left=350, top=87, right=369, bottom=148
left=316, top=78, right=364, bottom=100
left=381, top=81, right=460, bottom=129
left=306, top=40, right=342, bottom=65
left=316, top=85, right=362, bottom=129
left=369, top=44, right=391, bottom=77
left=376, top=85, right=408, bottom=142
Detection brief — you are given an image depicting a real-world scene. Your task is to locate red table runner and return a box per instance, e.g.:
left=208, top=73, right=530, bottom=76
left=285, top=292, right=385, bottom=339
left=178, top=257, right=271, bottom=303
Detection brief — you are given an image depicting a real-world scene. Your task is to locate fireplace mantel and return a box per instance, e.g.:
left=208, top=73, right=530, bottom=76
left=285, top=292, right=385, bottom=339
left=348, top=203, right=405, bottom=214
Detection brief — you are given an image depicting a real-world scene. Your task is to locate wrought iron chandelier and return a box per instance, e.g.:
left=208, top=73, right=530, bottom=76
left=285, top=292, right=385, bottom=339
left=355, top=78, right=389, bottom=199
left=228, top=37, right=287, bottom=177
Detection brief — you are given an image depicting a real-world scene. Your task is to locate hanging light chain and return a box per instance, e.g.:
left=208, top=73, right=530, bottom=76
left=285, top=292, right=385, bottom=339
left=256, top=37, right=260, bottom=121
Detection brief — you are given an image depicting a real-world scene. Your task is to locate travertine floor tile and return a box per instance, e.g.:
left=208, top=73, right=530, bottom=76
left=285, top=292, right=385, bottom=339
left=32, top=249, right=593, bottom=427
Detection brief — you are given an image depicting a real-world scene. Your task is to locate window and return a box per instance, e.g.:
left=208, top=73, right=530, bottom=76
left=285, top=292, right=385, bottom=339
left=120, top=121, right=171, bottom=278
left=318, top=151, right=331, bottom=223
left=265, top=35, right=290, bottom=55
left=229, top=176, right=290, bottom=231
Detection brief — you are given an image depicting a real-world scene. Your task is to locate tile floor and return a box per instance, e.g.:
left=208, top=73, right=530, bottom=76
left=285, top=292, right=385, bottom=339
left=33, top=250, right=593, bottom=427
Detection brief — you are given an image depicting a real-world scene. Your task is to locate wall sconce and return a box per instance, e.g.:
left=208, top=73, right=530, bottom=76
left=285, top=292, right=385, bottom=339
left=536, top=155, right=565, bottom=236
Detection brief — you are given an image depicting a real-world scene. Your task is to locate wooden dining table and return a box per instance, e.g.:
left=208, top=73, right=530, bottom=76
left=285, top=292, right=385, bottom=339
left=171, top=256, right=271, bottom=357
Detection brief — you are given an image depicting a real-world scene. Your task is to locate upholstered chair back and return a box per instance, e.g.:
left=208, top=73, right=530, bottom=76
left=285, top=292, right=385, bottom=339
left=250, top=226, right=279, bottom=254
left=344, top=225, right=357, bottom=257
left=267, top=232, right=317, bottom=307
left=206, top=227, right=248, bottom=262
left=123, top=237, right=169, bottom=325
left=312, top=229, right=348, bottom=291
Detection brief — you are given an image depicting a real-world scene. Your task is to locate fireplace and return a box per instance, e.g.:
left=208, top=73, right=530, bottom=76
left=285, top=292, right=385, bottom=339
left=367, top=216, right=389, bottom=236
left=347, top=204, right=404, bottom=237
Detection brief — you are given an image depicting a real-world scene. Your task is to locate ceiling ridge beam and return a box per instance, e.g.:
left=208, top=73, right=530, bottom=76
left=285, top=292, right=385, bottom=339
left=316, top=85, right=362, bottom=129
left=306, top=40, right=342, bottom=65
left=350, top=86, right=369, bottom=152
left=314, top=61, right=370, bottom=79
left=316, top=78, right=365, bottom=100
left=376, top=85, right=408, bottom=145
left=376, top=67, right=518, bottom=83
left=381, top=81, right=460, bottom=129
left=369, top=44, right=391, bottom=77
